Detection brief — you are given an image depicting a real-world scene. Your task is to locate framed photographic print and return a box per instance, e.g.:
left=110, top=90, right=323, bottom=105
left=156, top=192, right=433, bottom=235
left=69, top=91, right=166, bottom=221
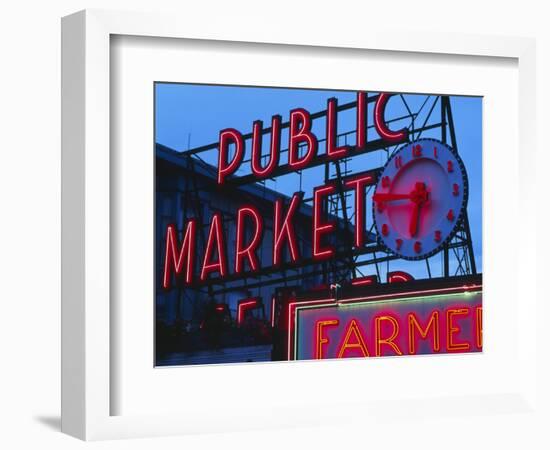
left=62, top=9, right=540, bottom=442
left=154, top=84, right=482, bottom=366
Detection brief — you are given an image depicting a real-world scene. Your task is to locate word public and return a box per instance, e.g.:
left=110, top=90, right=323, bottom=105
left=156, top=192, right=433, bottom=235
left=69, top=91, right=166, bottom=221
left=163, top=93, right=408, bottom=289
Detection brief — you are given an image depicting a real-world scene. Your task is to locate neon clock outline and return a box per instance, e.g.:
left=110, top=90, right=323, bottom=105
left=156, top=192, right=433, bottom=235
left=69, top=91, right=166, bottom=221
left=372, top=138, right=469, bottom=260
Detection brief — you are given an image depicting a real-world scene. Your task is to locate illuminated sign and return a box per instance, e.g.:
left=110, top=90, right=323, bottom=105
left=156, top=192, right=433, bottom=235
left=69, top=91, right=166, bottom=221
left=162, top=92, right=412, bottom=290
left=292, top=287, right=482, bottom=360
left=155, top=84, right=482, bottom=367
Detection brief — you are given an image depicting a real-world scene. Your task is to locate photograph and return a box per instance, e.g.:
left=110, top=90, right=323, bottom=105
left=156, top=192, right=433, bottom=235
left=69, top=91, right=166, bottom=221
left=155, top=85, right=482, bottom=366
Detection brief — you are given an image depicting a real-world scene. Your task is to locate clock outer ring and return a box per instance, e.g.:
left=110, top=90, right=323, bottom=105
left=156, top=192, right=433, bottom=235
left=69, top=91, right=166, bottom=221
left=371, top=138, right=469, bottom=261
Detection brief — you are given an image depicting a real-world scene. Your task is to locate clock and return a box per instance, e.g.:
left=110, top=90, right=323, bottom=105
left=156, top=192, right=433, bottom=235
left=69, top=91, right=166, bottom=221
left=372, top=138, right=468, bottom=260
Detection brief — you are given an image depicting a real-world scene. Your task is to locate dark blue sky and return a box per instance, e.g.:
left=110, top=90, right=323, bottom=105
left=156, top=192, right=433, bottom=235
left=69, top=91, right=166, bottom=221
left=155, top=83, right=482, bottom=278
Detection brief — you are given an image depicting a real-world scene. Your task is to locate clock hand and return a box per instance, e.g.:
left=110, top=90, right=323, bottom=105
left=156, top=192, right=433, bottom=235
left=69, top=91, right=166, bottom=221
left=375, top=182, right=428, bottom=238
left=408, top=182, right=429, bottom=237
left=409, top=203, right=420, bottom=237
left=372, top=193, right=413, bottom=202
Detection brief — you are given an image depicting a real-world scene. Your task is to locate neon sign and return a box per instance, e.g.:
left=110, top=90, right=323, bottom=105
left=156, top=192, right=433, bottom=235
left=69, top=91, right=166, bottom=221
left=163, top=92, right=412, bottom=290
left=292, top=289, right=482, bottom=360
left=237, top=297, right=261, bottom=326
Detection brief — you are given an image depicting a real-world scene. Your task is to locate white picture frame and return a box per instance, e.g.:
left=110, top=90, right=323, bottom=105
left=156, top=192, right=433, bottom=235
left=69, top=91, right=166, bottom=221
left=61, top=9, right=540, bottom=441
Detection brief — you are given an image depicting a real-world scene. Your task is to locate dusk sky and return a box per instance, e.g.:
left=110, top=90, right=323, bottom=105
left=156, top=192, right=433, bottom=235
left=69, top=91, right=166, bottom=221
left=155, top=83, right=482, bottom=279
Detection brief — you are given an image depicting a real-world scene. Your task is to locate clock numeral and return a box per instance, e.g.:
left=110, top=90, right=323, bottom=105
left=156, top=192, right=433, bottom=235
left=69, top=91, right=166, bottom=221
left=447, top=160, right=454, bottom=172
left=412, top=144, right=422, bottom=157
left=395, top=238, right=403, bottom=250
left=395, top=155, right=403, bottom=169
left=381, top=176, right=391, bottom=188
left=452, top=183, right=459, bottom=196
left=447, top=209, right=454, bottom=221
left=381, top=223, right=389, bottom=236
left=434, top=230, right=442, bottom=242
left=433, top=146, right=438, bottom=158
left=414, top=241, right=422, bottom=253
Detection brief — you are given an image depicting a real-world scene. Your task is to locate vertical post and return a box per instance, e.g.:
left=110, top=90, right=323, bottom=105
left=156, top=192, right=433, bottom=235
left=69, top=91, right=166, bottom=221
left=333, top=159, right=356, bottom=281
left=322, top=161, right=330, bottom=285
left=441, top=96, right=447, bottom=144
left=441, top=96, right=450, bottom=277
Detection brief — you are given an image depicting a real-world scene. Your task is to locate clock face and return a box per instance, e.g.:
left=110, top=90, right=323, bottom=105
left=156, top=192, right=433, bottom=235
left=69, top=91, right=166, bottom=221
left=372, top=138, right=468, bottom=260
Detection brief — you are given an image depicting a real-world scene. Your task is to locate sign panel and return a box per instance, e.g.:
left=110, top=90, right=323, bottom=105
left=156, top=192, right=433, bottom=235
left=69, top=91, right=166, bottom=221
left=294, top=289, right=482, bottom=360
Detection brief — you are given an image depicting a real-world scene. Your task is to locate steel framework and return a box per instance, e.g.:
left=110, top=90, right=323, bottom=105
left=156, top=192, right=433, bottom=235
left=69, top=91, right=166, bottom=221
left=159, top=92, right=477, bottom=301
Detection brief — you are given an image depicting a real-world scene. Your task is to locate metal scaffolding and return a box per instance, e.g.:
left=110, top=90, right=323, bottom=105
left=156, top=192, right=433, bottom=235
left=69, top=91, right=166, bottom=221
left=157, top=92, right=477, bottom=300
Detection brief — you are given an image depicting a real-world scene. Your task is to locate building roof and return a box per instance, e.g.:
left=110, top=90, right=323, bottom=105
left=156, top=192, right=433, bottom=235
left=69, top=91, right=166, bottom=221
left=156, top=142, right=312, bottom=210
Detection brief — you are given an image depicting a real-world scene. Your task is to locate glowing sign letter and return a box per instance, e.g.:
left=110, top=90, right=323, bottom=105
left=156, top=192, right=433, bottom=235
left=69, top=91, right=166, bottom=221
left=337, top=319, right=370, bottom=358
left=408, top=311, right=440, bottom=354
left=373, top=93, right=409, bottom=144
left=356, top=91, right=368, bottom=149
left=344, top=174, right=374, bottom=247
left=375, top=315, right=403, bottom=356
left=288, top=108, right=318, bottom=170
left=326, top=98, right=350, bottom=159
left=273, top=193, right=301, bottom=266
left=200, top=213, right=228, bottom=281
left=387, top=271, right=414, bottom=283
left=163, top=220, right=197, bottom=289
left=218, top=128, right=244, bottom=185
left=251, top=115, right=281, bottom=179
left=446, top=308, right=471, bottom=351
left=313, top=185, right=336, bottom=260
left=237, top=298, right=259, bottom=326
left=235, top=205, right=263, bottom=274
left=315, top=319, right=339, bottom=359
left=476, top=306, right=483, bottom=349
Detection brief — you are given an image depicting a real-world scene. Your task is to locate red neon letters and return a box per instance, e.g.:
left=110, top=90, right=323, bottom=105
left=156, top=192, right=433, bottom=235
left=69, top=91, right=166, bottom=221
left=356, top=91, right=367, bottom=149
left=217, top=128, right=244, bottom=185
left=337, top=319, right=370, bottom=358
left=235, top=205, right=263, bottom=274
left=373, top=93, right=409, bottom=144
left=408, top=311, right=440, bottom=354
left=446, top=308, right=471, bottom=351
left=216, top=92, right=405, bottom=186
left=251, top=115, right=281, bottom=178
left=288, top=108, right=318, bottom=170
left=163, top=220, right=197, bottom=289
left=311, top=304, right=481, bottom=360
left=375, top=315, right=403, bottom=356
left=167, top=93, right=412, bottom=289
left=200, top=213, right=228, bottom=281
left=162, top=172, right=379, bottom=287
left=387, top=271, right=414, bottom=283
left=312, top=185, right=336, bottom=260
left=344, top=174, right=374, bottom=247
left=273, top=194, right=301, bottom=266
left=237, top=298, right=260, bottom=326
left=315, top=319, right=339, bottom=359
